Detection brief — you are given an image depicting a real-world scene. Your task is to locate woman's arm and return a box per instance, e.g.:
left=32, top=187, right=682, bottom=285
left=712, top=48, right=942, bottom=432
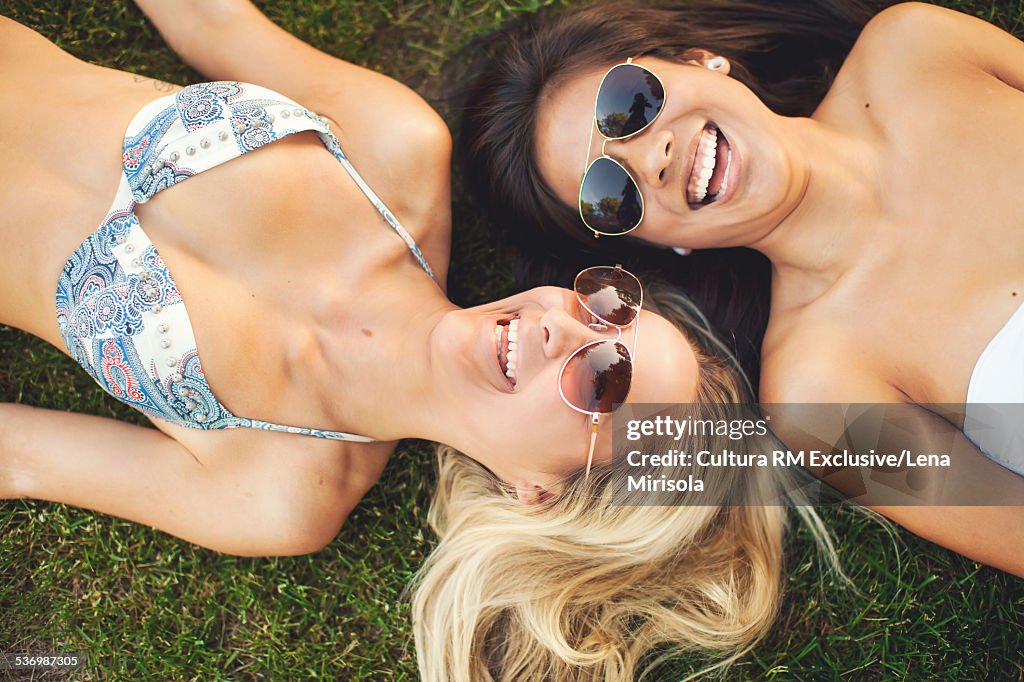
left=763, top=341, right=1024, bottom=578
left=133, top=0, right=452, bottom=243
left=133, top=0, right=447, bottom=137
left=1, top=403, right=353, bottom=556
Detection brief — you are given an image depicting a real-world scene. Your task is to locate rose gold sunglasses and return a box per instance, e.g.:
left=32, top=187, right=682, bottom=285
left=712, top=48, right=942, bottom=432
left=558, top=265, right=643, bottom=481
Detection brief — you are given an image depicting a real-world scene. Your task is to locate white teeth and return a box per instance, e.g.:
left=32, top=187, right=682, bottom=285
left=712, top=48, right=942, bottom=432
left=687, top=124, right=732, bottom=205
left=496, top=318, right=520, bottom=384
left=688, top=125, right=720, bottom=203
left=712, top=149, right=732, bottom=201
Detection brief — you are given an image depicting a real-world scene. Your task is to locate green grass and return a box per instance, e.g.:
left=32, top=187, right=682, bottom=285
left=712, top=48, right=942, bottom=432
left=1, top=0, right=1023, bottom=680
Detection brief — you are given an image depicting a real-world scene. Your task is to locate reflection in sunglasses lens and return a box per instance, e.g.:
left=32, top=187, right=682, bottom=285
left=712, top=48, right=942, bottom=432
left=595, top=64, right=665, bottom=138
left=576, top=268, right=642, bottom=325
left=561, top=341, right=632, bottom=413
left=580, top=158, right=642, bottom=235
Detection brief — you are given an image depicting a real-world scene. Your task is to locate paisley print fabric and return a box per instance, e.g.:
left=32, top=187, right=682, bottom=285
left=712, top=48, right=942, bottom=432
left=56, top=82, right=435, bottom=441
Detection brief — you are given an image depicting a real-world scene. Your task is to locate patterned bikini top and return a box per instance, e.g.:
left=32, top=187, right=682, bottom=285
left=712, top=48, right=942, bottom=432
left=56, top=82, right=436, bottom=441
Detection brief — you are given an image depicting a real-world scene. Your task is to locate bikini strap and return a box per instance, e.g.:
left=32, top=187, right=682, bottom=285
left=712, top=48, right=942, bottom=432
left=123, top=82, right=437, bottom=283
left=234, top=418, right=376, bottom=442
left=307, top=120, right=438, bottom=282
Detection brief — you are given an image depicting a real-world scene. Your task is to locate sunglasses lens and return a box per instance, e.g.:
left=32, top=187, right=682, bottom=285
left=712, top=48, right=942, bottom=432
left=561, top=341, right=633, bottom=413
left=595, top=63, right=665, bottom=138
left=575, top=266, right=642, bottom=326
left=580, top=157, right=643, bottom=235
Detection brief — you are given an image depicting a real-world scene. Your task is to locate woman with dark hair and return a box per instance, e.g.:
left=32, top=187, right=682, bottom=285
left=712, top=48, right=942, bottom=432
left=460, top=0, right=887, bottom=382
left=461, top=0, right=1024, bottom=576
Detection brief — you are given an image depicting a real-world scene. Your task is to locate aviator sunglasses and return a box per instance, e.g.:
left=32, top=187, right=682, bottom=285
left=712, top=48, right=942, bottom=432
left=559, top=265, right=644, bottom=480
left=579, top=59, right=665, bottom=237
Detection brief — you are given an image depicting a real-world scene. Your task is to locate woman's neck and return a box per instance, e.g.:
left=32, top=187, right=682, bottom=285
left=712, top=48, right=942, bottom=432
left=301, top=263, right=455, bottom=442
left=750, top=113, right=885, bottom=300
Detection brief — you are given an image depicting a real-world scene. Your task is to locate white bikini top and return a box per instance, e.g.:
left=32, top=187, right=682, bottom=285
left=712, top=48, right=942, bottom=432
left=963, top=301, right=1024, bottom=475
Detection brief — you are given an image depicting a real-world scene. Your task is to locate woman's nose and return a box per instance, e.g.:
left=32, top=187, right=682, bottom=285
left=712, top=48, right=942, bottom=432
left=604, top=128, right=674, bottom=189
left=540, top=308, right=611, bottom=360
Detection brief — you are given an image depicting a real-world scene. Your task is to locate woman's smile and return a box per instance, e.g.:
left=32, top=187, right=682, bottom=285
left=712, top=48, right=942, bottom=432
left=493, top=316, right=520, bottom=388
left=491, top=315, right=520, bottom=385
left=684, top=122, right=737, bottom=208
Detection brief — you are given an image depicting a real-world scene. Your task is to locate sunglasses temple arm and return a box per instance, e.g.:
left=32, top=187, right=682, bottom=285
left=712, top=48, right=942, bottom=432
left=630, top=310, right=641, bottom=359
left=583, top=128, right=596, bottom=187
left=583, top=414, right=600, bottom=482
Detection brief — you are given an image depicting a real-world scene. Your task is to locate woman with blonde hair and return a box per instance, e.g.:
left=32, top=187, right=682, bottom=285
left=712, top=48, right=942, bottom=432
left=411, top=287, right=825, bottom=681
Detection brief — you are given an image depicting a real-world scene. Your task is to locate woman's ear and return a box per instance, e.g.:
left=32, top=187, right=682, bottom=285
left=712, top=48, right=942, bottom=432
left=680, top=48, right=731, bottom=75
left=514, top=482, right=558, bottom=505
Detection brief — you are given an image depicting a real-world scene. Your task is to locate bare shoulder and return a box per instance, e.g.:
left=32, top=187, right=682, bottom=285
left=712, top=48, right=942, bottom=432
left=318, top=76, right=452, bottom=169
left=759, top=322, right=907, bottom=473
left=760, top=321, right=901, bottom=405
left=860, top=3, right=969, bottom=47
left=856, top=2, right=1024, bottom=76
left=316, top=75, right=452, bottom=266
left=840, top=3, right=963, bottom=91
left=340, top=96, right=452, bottom=224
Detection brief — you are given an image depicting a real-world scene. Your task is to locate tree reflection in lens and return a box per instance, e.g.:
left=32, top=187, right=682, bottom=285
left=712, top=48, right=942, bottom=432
left=561, top=341, right=632, bottom=413
left=575, top=269, right=642, bottom=325
left=595, top=64, right=665, bottom=138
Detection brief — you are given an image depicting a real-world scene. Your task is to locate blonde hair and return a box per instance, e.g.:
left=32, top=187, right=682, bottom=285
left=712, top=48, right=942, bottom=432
left=410, top=283, right=835, bottom=681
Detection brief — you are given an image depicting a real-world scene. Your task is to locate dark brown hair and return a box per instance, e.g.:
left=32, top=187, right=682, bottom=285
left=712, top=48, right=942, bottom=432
left=458, top=0, right=892, bottom=384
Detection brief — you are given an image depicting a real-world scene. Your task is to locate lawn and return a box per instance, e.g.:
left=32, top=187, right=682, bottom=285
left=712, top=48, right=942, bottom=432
left=1, top=0, right=1022, bottom=680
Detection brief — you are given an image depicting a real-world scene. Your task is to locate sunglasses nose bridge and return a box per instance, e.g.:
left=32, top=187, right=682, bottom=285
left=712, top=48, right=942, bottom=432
left=601, top=135, right=627, bottom=161
left=606, top=128, right=673, bottom=188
